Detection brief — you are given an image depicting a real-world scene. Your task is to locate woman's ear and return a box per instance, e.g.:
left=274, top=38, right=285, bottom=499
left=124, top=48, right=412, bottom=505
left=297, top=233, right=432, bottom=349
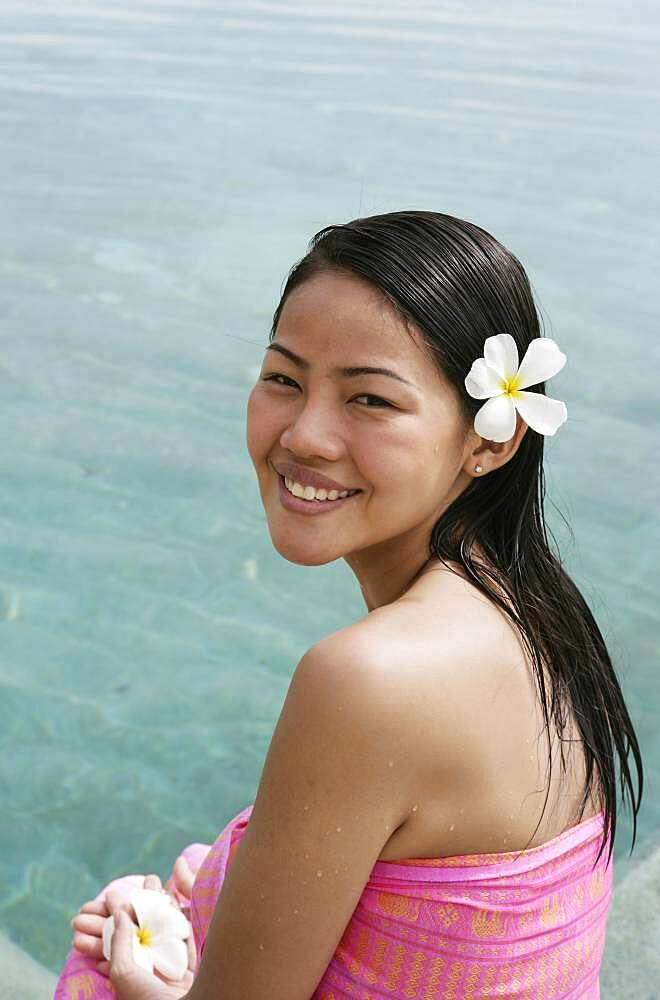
left=467, top=413, right=529, bottom=477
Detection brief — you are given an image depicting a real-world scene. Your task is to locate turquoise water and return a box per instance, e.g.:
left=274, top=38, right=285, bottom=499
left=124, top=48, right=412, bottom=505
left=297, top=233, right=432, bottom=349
left=1, top=0, right=658, bottom=974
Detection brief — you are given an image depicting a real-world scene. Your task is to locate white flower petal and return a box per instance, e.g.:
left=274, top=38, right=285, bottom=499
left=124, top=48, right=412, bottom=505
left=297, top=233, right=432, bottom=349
left=131, top=888, right=167, bottom=929
left=102, top=915, right=115, bottom=962
left=516, top=338, right=567, bottom=389
left=474, top=394, right=517, bottom=442
left=513, top=391, right=568, bottom=436
left=464, top=357, right=504, bottom=399
left=148, top=905, right=192, bottom=943
left=483, top=334, right=519, bottom=380
left=130, top=889, right=187, bottom=936
left=133, top=936, right=155, bottom=974
left=149, top=937, right=189, bottom=981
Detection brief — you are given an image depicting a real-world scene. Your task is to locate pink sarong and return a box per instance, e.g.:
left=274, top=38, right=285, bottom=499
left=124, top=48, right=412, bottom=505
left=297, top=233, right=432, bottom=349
left=55, top=805, right=612, bottom=999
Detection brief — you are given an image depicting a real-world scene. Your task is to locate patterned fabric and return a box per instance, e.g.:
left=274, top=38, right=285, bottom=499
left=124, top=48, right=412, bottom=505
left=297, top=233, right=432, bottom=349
left=54, top=807, right=612, bottom=999
left=191, top=805, right=612, bottom=1000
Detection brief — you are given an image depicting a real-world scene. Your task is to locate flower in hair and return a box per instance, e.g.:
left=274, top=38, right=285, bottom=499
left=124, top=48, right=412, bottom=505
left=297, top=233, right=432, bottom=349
left=464, top=334, right=567, bottom=443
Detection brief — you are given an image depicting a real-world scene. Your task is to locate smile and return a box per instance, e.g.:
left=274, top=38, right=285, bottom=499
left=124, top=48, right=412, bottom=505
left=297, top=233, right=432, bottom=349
left=284, top=477, right=360, bottom=502
left=276, top=474, right=361, bottom=516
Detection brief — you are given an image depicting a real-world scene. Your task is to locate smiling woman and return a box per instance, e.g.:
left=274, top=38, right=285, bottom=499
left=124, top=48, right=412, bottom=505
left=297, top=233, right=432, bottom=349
left=247, top=267, right=474, bottom=586
left=55, top=211, right=643, bottom=1000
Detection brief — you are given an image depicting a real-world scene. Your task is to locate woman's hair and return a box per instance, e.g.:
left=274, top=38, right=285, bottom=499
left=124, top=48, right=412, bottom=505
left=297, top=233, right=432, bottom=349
left=269, top=210, right=643, bottom=869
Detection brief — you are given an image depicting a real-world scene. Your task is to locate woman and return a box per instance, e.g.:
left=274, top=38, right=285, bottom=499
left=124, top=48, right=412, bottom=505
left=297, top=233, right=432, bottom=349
left=58, top=211, right=643, bottom=1000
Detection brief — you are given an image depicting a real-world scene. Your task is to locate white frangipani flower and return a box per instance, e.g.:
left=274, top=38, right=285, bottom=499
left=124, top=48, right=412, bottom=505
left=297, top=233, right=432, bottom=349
left=102, top=888, right=191, bottom=980
left=464, top=334, right=568, bottom=443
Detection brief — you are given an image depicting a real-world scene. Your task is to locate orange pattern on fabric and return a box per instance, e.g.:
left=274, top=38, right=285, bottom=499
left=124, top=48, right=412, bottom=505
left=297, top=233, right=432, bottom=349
left=67, top=975, right=95, bottom=1000
left=471, top=908, right=507, bottom=938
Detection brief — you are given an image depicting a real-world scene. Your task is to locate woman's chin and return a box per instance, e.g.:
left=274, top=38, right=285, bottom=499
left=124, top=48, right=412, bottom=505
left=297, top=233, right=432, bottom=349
left=268, top=531, right=345, bottom=567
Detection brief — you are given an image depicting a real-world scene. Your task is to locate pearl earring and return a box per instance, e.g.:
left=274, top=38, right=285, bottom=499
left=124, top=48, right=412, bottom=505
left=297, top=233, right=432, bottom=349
left=474, top=464, right=483, bottom=473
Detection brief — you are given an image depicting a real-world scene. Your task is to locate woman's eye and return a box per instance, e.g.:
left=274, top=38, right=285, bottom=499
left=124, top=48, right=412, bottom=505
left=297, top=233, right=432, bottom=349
left=261, top=373, right=299, bottom=388
left=352, top=394, right=394, bottom=408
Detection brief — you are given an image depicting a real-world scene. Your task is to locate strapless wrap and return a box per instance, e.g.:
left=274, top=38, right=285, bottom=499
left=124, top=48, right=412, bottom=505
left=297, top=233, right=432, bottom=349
left=55, top=805, right=612, bottom=999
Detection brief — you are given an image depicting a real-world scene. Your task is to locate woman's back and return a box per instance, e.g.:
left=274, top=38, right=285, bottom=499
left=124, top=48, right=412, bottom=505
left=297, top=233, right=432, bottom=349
left=358, top=560, right=603, bottom=864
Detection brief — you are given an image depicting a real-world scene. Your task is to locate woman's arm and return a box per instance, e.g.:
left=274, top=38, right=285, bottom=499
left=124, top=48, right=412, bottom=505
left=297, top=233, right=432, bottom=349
left=187, top=629, right=419, bottom=1000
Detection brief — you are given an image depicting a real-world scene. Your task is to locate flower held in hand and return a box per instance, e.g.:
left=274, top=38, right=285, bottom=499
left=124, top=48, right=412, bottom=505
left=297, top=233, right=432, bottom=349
left=464, top=333, right=568, bottom=442
left=102, top=888, right=191, bottom=980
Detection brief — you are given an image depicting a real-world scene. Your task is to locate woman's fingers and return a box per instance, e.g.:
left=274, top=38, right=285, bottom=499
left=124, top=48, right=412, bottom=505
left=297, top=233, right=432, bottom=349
left=72, top=931, right=105, bottom=960
left=108, top=910, right=141, bottom=986
left=79, top=899, right=108, bottom=917
left=172, top=856, right=194, bottom=899
left=105, top=888, right=134, bottom=920
left=72, top=913, right=105, bottom=936
left=143, top=873, right=162, bottom=892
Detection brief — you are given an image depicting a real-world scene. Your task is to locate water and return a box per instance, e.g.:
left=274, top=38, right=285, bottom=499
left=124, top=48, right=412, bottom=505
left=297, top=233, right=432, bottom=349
left=1, top=0, right=658, bottom=974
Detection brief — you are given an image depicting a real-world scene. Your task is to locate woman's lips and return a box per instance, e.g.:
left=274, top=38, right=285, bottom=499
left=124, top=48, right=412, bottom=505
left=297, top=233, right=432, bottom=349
left=276, top=474, right=360, bottom=516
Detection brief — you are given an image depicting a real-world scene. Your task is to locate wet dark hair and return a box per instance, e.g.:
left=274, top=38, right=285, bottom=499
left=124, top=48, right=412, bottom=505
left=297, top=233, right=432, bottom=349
left=270, top=210, right=643, bottom=869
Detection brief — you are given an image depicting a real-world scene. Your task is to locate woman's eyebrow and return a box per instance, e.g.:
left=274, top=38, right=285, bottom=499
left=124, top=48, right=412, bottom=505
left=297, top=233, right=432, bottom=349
left=265, top=343, right=417, bottom=388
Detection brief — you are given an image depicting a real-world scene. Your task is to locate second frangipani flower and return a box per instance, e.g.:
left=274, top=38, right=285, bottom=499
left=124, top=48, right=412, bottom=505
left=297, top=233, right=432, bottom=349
left=102, top=888, right=191, bottom=981
left=464, top=333, right=568, bottom=443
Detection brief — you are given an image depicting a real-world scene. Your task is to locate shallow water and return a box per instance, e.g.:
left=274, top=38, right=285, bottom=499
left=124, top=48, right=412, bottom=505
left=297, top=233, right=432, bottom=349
left=1, top=0, right=658, bottom=973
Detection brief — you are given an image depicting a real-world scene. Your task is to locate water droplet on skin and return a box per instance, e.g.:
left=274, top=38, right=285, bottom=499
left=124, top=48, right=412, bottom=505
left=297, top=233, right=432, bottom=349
left=303, top=804, right=309, bottom=811
left=259, top=893, right=265, bottom=900
left=293, top=909, right=299, bottom=915
left=387, top=760, right=394, bottom=767
left=337, top=705, right=343, bottom=711
left=336, top=826, right=342, bottom=832
left=304, top=853, right=309, bottom=859
left=449, top=824, right=455, bottom=832
left=259, top=943, right=264, bottom=950
left=459, top=808, right=464, bottom=815
left=334, top=868, right=339, bottom=874
left=316, top=870, right=323, bottom=877
left=411, top=805, right=418, bottom=812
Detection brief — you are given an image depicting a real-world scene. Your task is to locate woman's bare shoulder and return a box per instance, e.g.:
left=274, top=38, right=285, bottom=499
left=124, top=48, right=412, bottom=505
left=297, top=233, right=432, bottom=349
left=350, top=561, right=526, bottom=678
left=308, top=561, right=531, bottom=754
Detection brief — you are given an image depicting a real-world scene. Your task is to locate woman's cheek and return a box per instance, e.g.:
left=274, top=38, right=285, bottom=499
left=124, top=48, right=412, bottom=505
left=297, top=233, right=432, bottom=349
left=246, top=386, right=270, bottom=464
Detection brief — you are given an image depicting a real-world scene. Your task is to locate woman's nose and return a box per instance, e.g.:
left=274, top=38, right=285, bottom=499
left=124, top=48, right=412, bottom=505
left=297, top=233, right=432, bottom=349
left=279, top=399, right=344, bottom=461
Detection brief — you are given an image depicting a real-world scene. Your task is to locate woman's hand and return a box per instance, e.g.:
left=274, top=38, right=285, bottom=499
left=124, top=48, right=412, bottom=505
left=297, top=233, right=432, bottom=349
left=71, top=871, right=196, bottom=980
left=164, top=855, right=195, bottom=911
left=105, top=907, right=194, bottom=1000
left=72, top=864, right=196, bottom=972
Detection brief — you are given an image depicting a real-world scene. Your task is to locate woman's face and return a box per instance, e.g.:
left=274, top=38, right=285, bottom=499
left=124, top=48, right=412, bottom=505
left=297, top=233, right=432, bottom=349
left=246, top=268, right=475, bottom=568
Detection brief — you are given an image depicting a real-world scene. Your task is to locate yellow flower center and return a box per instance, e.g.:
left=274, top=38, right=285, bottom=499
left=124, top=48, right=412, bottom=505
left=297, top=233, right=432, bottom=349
left=500, top=373, right=523, bottom=397
left=136, top=926, right=152, bottom=948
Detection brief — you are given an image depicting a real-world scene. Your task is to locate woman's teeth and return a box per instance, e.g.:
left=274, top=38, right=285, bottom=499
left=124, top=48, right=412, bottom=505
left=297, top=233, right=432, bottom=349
left=284, top=477, right=359, bottom=502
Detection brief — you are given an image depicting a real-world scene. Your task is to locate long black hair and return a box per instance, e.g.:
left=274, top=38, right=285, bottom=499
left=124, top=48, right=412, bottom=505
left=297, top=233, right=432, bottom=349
left=269, top=210, right=643, bottom=869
